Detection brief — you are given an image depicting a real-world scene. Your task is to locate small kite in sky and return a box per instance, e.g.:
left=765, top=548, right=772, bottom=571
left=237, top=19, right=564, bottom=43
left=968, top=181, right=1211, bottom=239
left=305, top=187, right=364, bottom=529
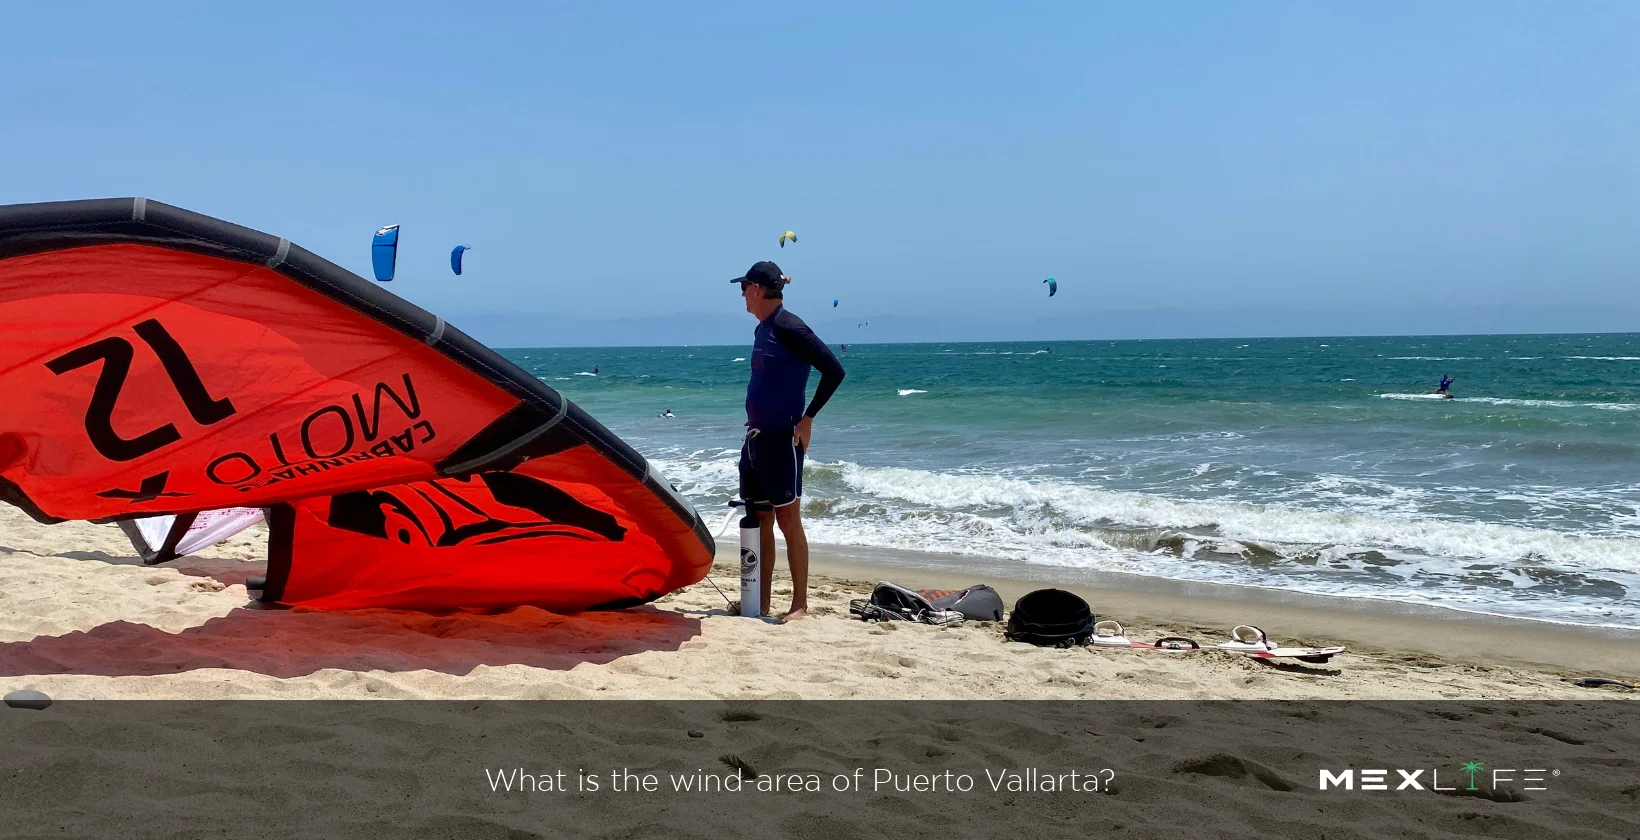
left=371, top=224, right=399, bottom=282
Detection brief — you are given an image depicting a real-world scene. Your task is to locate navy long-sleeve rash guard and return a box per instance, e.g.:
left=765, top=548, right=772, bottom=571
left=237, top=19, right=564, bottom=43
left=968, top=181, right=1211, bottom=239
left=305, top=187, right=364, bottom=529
left=746, top=305, right=845, bottom=430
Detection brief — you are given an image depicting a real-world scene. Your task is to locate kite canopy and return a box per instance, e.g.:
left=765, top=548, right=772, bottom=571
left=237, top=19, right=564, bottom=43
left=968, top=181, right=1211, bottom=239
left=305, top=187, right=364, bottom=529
left=0, top=198, right=712, bottom=612
left=778, top=230, right=796, bottom=248
left=450, top=244, right=470, bottom=276
left=120, top=507, right=264, bottom=564
left=372, top=225, right=399, bottom=282
left=1043, top=277, right=1057, bottom=297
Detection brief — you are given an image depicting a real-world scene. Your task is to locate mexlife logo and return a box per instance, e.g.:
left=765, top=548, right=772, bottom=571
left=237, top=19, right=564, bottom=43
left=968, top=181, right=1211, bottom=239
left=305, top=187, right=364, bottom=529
left=1317, top=762, right=1557, bottom=792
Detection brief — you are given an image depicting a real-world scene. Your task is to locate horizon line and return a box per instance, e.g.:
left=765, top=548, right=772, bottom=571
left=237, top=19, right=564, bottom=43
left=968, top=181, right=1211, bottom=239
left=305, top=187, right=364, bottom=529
left=487, top=328, right=1640, bottom=352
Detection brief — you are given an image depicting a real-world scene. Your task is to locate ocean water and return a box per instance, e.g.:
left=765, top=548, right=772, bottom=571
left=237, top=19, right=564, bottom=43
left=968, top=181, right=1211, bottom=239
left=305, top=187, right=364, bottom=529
left=498, top=333, right=1640, bottom=627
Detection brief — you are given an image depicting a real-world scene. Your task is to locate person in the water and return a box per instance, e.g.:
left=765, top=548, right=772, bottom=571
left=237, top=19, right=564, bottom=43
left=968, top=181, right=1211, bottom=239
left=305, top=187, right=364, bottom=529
left=1437, top=374, right=1454, bottom=396
left=661, top=408, right=674, bottom=419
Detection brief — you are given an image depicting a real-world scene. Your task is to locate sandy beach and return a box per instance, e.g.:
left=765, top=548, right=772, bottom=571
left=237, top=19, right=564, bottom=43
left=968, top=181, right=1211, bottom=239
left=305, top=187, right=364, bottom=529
left=1, top=505, right=1633, bottom=701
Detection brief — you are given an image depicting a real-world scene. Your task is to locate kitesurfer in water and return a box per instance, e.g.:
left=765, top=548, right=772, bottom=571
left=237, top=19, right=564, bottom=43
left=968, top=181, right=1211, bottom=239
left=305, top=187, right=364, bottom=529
left=731, top=260, right=845, bottom=622
left=1437, top=373, right=1454, bottom=396
left=593, top=365, right=599, bottom=375
left=661, top=408, right=675, bottom=419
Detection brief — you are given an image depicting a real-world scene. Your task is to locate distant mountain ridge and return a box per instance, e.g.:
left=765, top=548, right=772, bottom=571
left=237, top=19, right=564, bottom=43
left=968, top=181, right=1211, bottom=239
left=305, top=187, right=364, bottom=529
left=446, top=305, right=1639, bottom=349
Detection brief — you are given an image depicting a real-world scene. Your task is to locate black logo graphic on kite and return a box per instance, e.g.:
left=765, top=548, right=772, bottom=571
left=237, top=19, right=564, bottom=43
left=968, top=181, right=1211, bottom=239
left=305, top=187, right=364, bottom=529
left=325, top=472, right=627, bottom=547
left=46, top=318, right=236, bottom=462
left=95, top=470, right=188, bottom=504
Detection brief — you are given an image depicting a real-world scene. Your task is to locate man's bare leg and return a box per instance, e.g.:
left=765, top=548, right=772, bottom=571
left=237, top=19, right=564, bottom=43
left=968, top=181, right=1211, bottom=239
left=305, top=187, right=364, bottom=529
left=757, top=508, right=776, bottom=616
left=774, top=502, right=808, bottom=621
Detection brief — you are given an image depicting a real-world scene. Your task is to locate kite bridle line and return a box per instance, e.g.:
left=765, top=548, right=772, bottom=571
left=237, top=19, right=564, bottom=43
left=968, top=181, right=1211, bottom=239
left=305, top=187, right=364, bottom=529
left=693, top=499, right=748, bottom=609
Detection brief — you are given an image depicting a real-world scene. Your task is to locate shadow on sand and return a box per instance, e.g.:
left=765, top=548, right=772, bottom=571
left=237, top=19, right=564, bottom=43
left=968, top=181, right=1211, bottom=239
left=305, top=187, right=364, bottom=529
left=3, top=552, right=702, bottom=679
left=53, top=549, right=265, bottom=587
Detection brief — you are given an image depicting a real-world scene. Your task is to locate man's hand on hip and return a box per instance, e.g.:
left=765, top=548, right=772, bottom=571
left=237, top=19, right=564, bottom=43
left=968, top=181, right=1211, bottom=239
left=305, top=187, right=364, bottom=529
left=795, top=416, right=813, bottom=450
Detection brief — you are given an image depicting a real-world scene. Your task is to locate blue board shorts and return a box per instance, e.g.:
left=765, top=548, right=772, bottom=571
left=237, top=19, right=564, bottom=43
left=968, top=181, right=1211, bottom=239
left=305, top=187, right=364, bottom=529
left=738, top=428, right=805, bottom=508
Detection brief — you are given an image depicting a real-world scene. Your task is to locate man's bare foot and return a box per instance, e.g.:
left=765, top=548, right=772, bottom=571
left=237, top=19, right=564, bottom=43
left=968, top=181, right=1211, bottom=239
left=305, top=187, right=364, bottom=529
left=779, top=607, right=808, bottom=623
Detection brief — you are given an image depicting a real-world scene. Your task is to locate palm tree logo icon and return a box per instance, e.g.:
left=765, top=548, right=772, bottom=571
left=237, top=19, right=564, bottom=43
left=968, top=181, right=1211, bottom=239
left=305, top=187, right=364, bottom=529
left=1460, top=761, right=1485, bottom=791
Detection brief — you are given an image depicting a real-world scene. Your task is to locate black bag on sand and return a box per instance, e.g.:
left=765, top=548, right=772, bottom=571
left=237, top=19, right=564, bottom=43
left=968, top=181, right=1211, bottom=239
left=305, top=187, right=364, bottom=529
left=849, top=582, right=965, bottom=626
left=1005, top=588, right=1095, bottom=647
left=920, top=586, right=1005, bottom=622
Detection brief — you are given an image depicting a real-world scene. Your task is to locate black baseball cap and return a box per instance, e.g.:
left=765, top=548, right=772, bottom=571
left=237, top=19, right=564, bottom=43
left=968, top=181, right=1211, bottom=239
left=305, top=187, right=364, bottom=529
left=729, top=260, right=785, bottom=288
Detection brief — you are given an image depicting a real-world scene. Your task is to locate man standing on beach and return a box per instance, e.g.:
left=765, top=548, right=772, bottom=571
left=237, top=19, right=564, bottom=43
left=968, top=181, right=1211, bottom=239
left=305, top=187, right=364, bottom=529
left=731, top=260, right=845, bottom=621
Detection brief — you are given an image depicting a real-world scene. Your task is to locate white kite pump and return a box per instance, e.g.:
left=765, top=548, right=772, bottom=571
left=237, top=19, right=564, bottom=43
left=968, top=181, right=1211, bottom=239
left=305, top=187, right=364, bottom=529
left=726, top=499, right=770, bottom=617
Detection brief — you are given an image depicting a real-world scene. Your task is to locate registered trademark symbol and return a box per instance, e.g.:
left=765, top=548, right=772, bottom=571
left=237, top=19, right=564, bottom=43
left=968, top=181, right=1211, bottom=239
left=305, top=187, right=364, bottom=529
left=1552, top=769, right=1560, bottom=776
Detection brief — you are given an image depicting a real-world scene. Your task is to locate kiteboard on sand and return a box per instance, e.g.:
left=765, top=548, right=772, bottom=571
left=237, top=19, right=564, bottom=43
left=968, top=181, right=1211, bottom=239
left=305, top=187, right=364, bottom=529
left=1217, top=624, right=1345, bottom=664
left=1090, top=621, right=1202, bottom=652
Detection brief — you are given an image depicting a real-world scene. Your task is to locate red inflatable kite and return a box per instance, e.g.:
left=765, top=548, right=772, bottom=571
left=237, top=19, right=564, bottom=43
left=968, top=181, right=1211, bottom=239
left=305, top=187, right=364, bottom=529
left=0, top=198, right=713, bottom=611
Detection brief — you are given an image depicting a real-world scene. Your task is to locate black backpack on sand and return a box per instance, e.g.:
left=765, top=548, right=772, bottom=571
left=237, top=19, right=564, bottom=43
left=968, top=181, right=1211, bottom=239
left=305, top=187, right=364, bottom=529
left=1005, top=588, right=1095, bottom=647
left=849, top=582, right=965, bottom=626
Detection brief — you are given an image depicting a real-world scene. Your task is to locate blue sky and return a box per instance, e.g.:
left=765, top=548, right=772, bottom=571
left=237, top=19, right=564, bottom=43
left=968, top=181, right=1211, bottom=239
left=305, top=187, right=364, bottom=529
left=2, top=2, right=1636, bottom=344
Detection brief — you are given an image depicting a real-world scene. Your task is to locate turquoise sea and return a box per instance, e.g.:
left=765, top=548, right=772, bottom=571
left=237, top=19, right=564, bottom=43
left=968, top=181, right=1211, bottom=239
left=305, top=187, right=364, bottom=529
left=498, top=333, right=1640, bottom=627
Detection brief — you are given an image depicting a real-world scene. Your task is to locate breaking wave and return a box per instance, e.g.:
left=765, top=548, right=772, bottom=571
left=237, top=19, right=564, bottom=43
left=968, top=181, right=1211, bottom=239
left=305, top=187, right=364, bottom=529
left=653, top=455, right=1640, bottom=626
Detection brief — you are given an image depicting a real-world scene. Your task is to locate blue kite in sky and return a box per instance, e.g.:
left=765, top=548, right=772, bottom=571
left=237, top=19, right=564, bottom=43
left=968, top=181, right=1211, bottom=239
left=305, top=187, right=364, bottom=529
left=371, top=225, right=399, bottom=282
